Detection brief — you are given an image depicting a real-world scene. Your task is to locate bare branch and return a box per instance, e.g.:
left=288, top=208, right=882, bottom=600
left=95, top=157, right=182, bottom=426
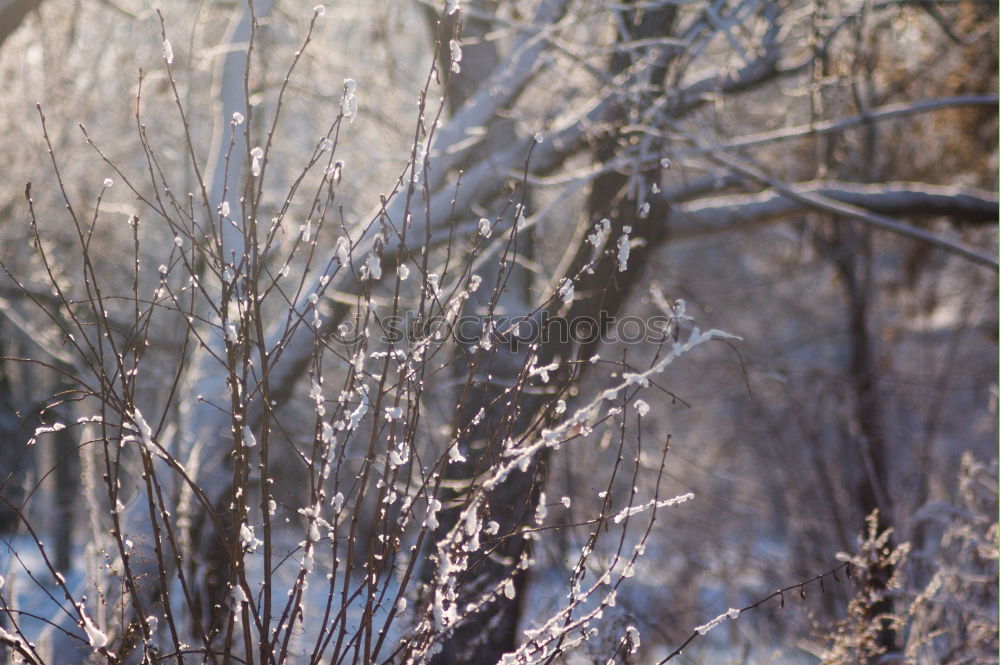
left=671, top=179, right=998, bottom=268
left=679, top=95, right=998, bottom=156
left=426, top=0, right=571, bottom=187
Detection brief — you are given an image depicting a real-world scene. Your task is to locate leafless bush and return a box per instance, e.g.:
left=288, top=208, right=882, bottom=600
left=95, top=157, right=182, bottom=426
left=0, top=5, right=731, bottom=664
left=818, top=455, right=998, bottom=665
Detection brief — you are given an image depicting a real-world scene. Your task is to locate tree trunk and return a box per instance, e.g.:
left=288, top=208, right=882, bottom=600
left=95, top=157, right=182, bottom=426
left=829, top=225, right=897, bottom=655
left=425, top=3, right=678, bottom=663
left=0, top=0, right=40, bottom=50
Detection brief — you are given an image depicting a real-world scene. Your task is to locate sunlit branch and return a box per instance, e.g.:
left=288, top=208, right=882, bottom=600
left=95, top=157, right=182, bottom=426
left=671, top=178, right=998, bottom=269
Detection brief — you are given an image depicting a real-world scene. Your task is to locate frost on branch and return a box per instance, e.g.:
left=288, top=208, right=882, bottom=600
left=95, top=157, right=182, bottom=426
left=484, top=326, right=735, bottom=492
left=342, top=78, right=358, bottom=122
left=695, top=607, right=741, bottom=635
left=78, top=603, right=107, bottom=650
left=449, top=39, right=462, bottom=73
left=625, top=625, right=641, bottom=653
left=250, top=146, right=263, bottom=177
left=412, top=142, right=428, bottom=181
left=362, top=252, right=382, bottom=280
left=557, top=278, right=574, bottom=304
left=231, top=583, right=248, bottom=606
left=611, top=493, right=694, bottom=524
left=27, top=421, right=65, bottom=446
left=128, top=408, right=159, bottom=456
left=239, top=522, right=261, bottom=552
left=0, top=624, right=23, bottom=651
left=617, top=228, right=631, bottom=272
left=587, top=218, right=610, bottom=248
